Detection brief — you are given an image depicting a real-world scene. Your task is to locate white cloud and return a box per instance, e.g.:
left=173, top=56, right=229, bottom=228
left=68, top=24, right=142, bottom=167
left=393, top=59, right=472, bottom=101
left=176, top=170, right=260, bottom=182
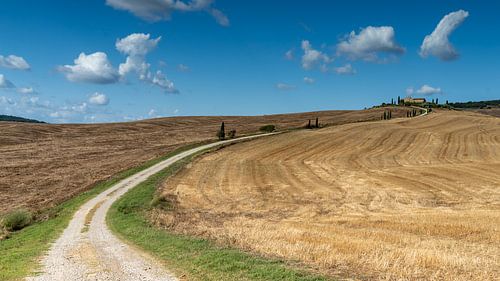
left=406, top=85, right=442, bottom=96
left=420, top=10, right=469, bottom=61
left=0, top=96, right=15, bottom=105
left=152, top=71, right=178, bottom=93
left=303, top=77, right=315, bottom=84
left=17, top=87, right=36, bottom=94
left=148, top=109, right=157, bottom=117
left=58, top=52, right=120, bottom=84
left=301, top=40, right=331, bottom=70
left=116, top=33, right=161, bottom=56
left=337, top=26, right=405, bottom=61
left=116, top=33, right=160, bottom=79
left=285, top=49, right=294, bottom=60
left=276, top=83, right=296, bottom=91
left=334, top=64, right=356, bottom=75
left=177, top=64, right=190, bottom=72
left=88, top=92, right=110, bottom=105
left=0, top=74, right=15, bottom=88
left=416, top=84, right=442, bottom=95
left=106, top=0, right=229, bottom=26
left=209, top=8, right=230, bottom=26
left=0, top=55, right=30, bottom=70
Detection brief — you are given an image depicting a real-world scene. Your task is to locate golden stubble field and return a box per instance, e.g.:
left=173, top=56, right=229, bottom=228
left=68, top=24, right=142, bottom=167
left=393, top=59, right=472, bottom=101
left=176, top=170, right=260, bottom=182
left=158, top=110, right=500, bottom=280
left=0, top=108, right=408, bottom=214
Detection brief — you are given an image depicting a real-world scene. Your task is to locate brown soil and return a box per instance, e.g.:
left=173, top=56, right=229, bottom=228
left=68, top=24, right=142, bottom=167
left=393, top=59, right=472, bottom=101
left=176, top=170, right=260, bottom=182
left=159, top=110, right=500, bottom=280
left=0, top=107, right=407, bottom=214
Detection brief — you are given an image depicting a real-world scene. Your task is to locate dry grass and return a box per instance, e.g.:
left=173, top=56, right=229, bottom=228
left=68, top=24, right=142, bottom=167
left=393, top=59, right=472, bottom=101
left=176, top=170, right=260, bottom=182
left=158, top=110, right=500, bottom=280
left=470, top=107, right=500, bottom=118
left=0, top=107, right=407, bottom=215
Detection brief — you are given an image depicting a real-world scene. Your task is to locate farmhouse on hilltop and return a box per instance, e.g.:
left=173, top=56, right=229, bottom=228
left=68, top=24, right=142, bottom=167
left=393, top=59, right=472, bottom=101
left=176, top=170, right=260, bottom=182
left=404, top=97, right=426, bottom=104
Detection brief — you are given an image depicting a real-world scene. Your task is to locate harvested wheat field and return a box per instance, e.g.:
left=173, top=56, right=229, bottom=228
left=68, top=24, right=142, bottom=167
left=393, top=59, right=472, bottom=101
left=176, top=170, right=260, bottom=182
left=158, top=110, right=500, bottom=280
left=0, top=107, right=409, bottom=215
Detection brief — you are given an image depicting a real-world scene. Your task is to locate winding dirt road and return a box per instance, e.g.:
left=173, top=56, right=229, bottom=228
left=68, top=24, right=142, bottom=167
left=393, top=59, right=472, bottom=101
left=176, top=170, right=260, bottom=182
left=28, top=133, right=276, bottom=281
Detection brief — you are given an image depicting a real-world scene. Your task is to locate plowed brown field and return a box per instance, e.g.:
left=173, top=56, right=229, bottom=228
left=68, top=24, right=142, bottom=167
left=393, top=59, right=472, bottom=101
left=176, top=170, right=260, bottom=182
left=0, top=108, right=408, bottom=214
left=159, top=110, right=500, bottom=280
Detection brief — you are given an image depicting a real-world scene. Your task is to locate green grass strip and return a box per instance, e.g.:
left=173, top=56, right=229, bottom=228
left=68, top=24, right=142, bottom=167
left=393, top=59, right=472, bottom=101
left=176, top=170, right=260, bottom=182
left=107, top=148, right=330, bottom=281
left=0, top=142, right=208, bottom=280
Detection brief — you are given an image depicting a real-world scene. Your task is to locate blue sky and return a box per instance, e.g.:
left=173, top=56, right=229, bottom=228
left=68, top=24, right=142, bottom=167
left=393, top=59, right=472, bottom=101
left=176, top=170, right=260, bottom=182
left=0, top=0, right=499, bottom=123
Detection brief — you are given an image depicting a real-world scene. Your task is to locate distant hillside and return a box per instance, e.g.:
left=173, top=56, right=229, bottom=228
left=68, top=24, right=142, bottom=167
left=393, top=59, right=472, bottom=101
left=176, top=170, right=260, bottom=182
left=448, top=100, right=500, bottom=109
left=0, top=114, right=45, bottom=123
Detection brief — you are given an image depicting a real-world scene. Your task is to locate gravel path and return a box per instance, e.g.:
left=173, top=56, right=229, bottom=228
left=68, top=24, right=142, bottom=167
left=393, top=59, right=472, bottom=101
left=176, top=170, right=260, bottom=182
left=28, top=133, right=275, bottom=281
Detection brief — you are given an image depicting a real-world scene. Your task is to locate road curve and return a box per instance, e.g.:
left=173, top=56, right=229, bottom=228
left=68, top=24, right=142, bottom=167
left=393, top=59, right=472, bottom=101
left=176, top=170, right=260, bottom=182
left=28, top=133, right=276, bottom=281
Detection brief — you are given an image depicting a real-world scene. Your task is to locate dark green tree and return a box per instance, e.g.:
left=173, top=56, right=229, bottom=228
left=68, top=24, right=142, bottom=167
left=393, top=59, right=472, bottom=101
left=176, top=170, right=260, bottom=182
left=436, top=98, right=439, bottom=105
left=315, top=117, right=319, bottom=128
left=217, top=122, right=225, bottom=140
left=397, top=96, right=401, bottom=105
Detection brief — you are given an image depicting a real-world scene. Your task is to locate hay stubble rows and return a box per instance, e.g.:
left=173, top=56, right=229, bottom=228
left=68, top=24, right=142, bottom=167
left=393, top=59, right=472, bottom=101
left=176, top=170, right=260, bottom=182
left=0, top=108, right=407, bottom=215
left=159, top=110, right=500, bottom=280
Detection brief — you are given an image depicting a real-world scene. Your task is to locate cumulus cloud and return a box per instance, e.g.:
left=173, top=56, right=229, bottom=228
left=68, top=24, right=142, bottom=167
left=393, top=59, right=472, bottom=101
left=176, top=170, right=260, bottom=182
left=0, top=74, right=15, bottom=88
left=106, top=0, right=229, bottom=26
left=337, top=26, right=405, bottom=61
left=303, top=77, right=315, bottom=84
left=88, top=92, right=110, bottom=105
left=301, top=40, right=331, bottom=70
left=17, top=87, right=36, bottom=94
left=276, top=83, right=296, bottom=91
left=420, top=10, right=469, bottom=61
left=334, top=63, right=356, bottom=75
left=152, top=71, right=178, bottom=93
left=116, top=33, right=160, bottom=79
left=58, top=33, right=179, bottom=93
left=58, top=52, right=120, bottom=84
left=406, top=85, right=442, bottom=96
left=148, top=109, right=157, bottom=117
left=417, top=84, right=442, bottom=95
left=0, top=55, right=30, bottom=70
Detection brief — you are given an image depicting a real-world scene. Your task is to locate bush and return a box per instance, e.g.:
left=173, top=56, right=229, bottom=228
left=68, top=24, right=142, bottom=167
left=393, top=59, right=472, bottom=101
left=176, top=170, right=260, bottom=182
left=259, top=125, right=275, bottom=133
left=227, top=129, right=236, bottom=139
left=2, top=209, right=32, bottom=231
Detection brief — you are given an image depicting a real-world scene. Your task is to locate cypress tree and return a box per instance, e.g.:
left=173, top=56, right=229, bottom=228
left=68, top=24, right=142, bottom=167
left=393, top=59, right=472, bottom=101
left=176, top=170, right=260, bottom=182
left=307, top=119, right=311, bottom=129
left=315, top=117, right=319, bottom=128
left=391, top=98, right=394, bottom=105
left=217, top=122, right=225, bottom=140
left=397, top=96, right=401, bottom=105
left=436, top=98, right=439, bottom=105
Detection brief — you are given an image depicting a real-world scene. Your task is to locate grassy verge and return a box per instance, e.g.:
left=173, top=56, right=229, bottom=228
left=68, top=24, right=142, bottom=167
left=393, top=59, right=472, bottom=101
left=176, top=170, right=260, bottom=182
left=107, top=147, right=330, bottom=281
left=0, top=142, right=210, bottom=280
